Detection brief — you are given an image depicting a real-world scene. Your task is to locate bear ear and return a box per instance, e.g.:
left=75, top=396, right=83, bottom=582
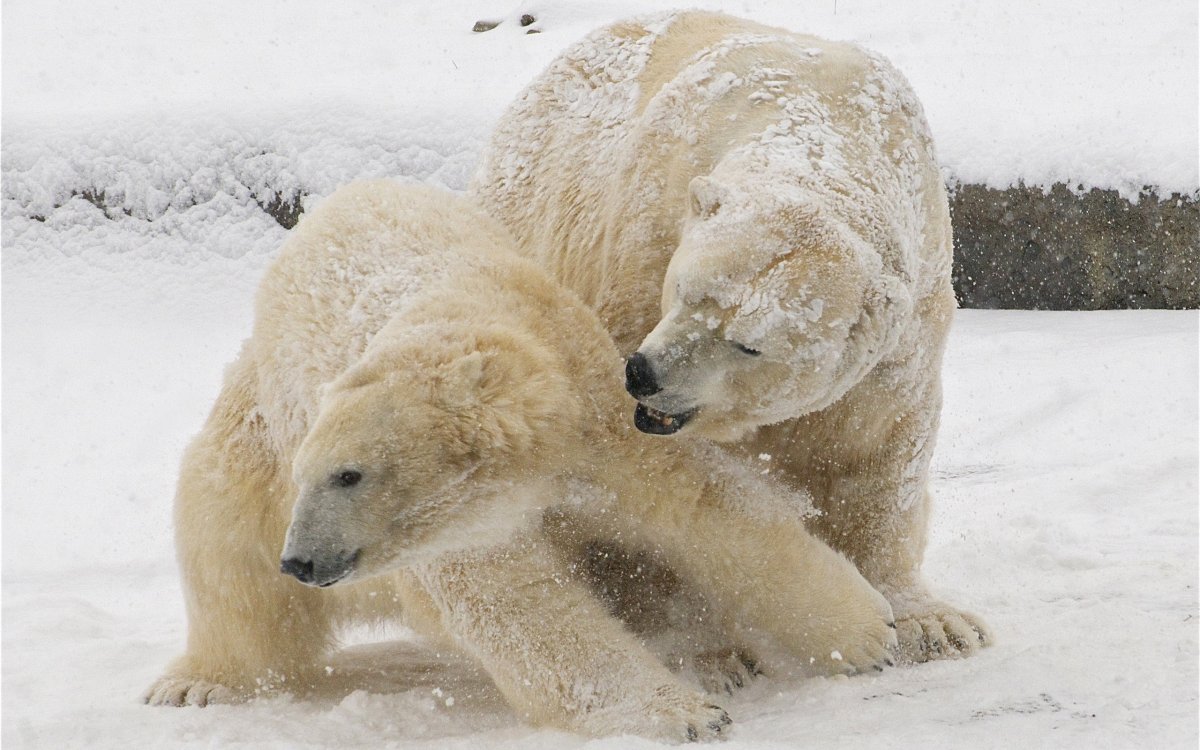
left=688, top=176, right=723, bottom=218
left=436, top=351, right=487, bottom=409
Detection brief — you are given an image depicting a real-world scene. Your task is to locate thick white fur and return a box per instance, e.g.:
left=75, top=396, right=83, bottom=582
left=471, top=11, right=989, bottom=661
left=144, top=182, right=896, bottom=741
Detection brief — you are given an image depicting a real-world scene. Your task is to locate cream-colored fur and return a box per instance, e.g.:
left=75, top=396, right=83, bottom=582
left=471, top=11, right=989, bottom=661
left=144, top=182, right=896, bottom=741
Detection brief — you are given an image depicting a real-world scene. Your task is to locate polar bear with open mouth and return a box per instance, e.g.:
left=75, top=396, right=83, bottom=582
left=473, top=10, right=990, bottom=660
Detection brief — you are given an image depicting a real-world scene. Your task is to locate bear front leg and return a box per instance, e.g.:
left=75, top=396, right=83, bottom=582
left=826, top=483, right=992, bottom=664
left=825, top=476, right=992, bottom=663
left=797, top=371, right=992, bottom=664
left=641, top=499, right=899, bottom=678
left=145, top=360, right=335, bottom=705
left=413, top=534, right=732, bottom=742
left=540, top=527, right=764, bottom=697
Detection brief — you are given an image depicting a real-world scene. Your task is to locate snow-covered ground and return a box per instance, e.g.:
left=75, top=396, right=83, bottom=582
left=4, top=251, right=1197, bottom=748
left=3, top=1, right=1198, bottom=748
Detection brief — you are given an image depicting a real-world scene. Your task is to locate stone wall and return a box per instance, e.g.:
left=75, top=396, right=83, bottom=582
left=12, top=169, right=1197, bottom=309
left=950, top=184, right=1198, bottom=309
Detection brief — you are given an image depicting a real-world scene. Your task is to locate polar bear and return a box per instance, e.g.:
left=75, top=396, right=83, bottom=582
left=471, top=11, right=990, bottom=661
left=144, top=181, right=896, bottom=741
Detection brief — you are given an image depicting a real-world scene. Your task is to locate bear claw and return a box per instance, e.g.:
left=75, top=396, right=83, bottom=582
left=692, top=707, right=732, bottom=740
left=690, top=648, right=761, bottom=696
left=663, top=698, right=732, bottom=743
left=893, top=601, right=992, bottom=663
left=144, top=675, right=239, bottom=708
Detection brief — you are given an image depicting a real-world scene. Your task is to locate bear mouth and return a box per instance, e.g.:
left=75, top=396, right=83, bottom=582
left=312, top=550, right=361, bottom=588
left=634, top=403, right=698, bottom=435
left=317, top=570, right=352, bottom=588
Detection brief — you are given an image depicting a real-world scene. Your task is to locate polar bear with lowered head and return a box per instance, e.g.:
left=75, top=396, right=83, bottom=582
left=472, top=11, right=990, bottom=660
left=145, top=181, right=897, bottom=741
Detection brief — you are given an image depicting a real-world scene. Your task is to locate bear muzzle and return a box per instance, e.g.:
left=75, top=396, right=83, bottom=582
left=280, top=548, right=360, bottom=587
left=627, top=351, right=702, bottom=434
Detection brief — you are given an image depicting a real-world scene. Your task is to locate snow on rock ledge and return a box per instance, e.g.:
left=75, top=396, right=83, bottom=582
left=3, top=0, right=1196, bottom=308
left=1, top=113, right=483, bottom=227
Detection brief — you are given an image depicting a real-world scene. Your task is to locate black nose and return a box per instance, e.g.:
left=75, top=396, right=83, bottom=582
left=625, top=352, right=662, bottom=398
left=280, top=556, right=315, bottom=584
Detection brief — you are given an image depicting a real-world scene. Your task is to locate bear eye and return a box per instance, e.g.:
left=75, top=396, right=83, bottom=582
left=732, top=342, right=761, bottom=357
left=331, top=470, right=362, bottom=488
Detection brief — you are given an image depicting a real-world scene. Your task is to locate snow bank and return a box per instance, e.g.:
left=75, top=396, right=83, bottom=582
left=3, top=0, right=1196, bottom=225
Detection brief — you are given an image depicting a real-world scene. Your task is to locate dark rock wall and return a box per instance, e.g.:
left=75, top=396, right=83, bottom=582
left=950, top=184, right=1198, bottom=309
left=11, top=169, right=1197, bottom=309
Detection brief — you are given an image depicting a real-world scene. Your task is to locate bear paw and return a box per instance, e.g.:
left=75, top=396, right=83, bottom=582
left=689, top=648, right=761, bottom=695
left=143, top=674, right=240, bottom=707
left=889, top=594, right=991, bottom=663
left=813, top=612, right=899, bottom=676
left=598, top=684, right=732, bottom=743
left=648, top=689, right=732, bottom=744
left=793, top=579, right=898, bottom=677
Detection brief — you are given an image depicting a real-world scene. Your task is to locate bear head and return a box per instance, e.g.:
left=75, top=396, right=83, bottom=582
left=281, top=323, right=578, bottom=587
left=626, top=175, right=912, bottom=441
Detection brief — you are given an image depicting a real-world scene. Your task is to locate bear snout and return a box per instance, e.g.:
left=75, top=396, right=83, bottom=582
left=280, top=556, right=315, bottom=583
left=625, top=352, right=662, bottom=398
left=280, top=549, right=360, bottom=587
